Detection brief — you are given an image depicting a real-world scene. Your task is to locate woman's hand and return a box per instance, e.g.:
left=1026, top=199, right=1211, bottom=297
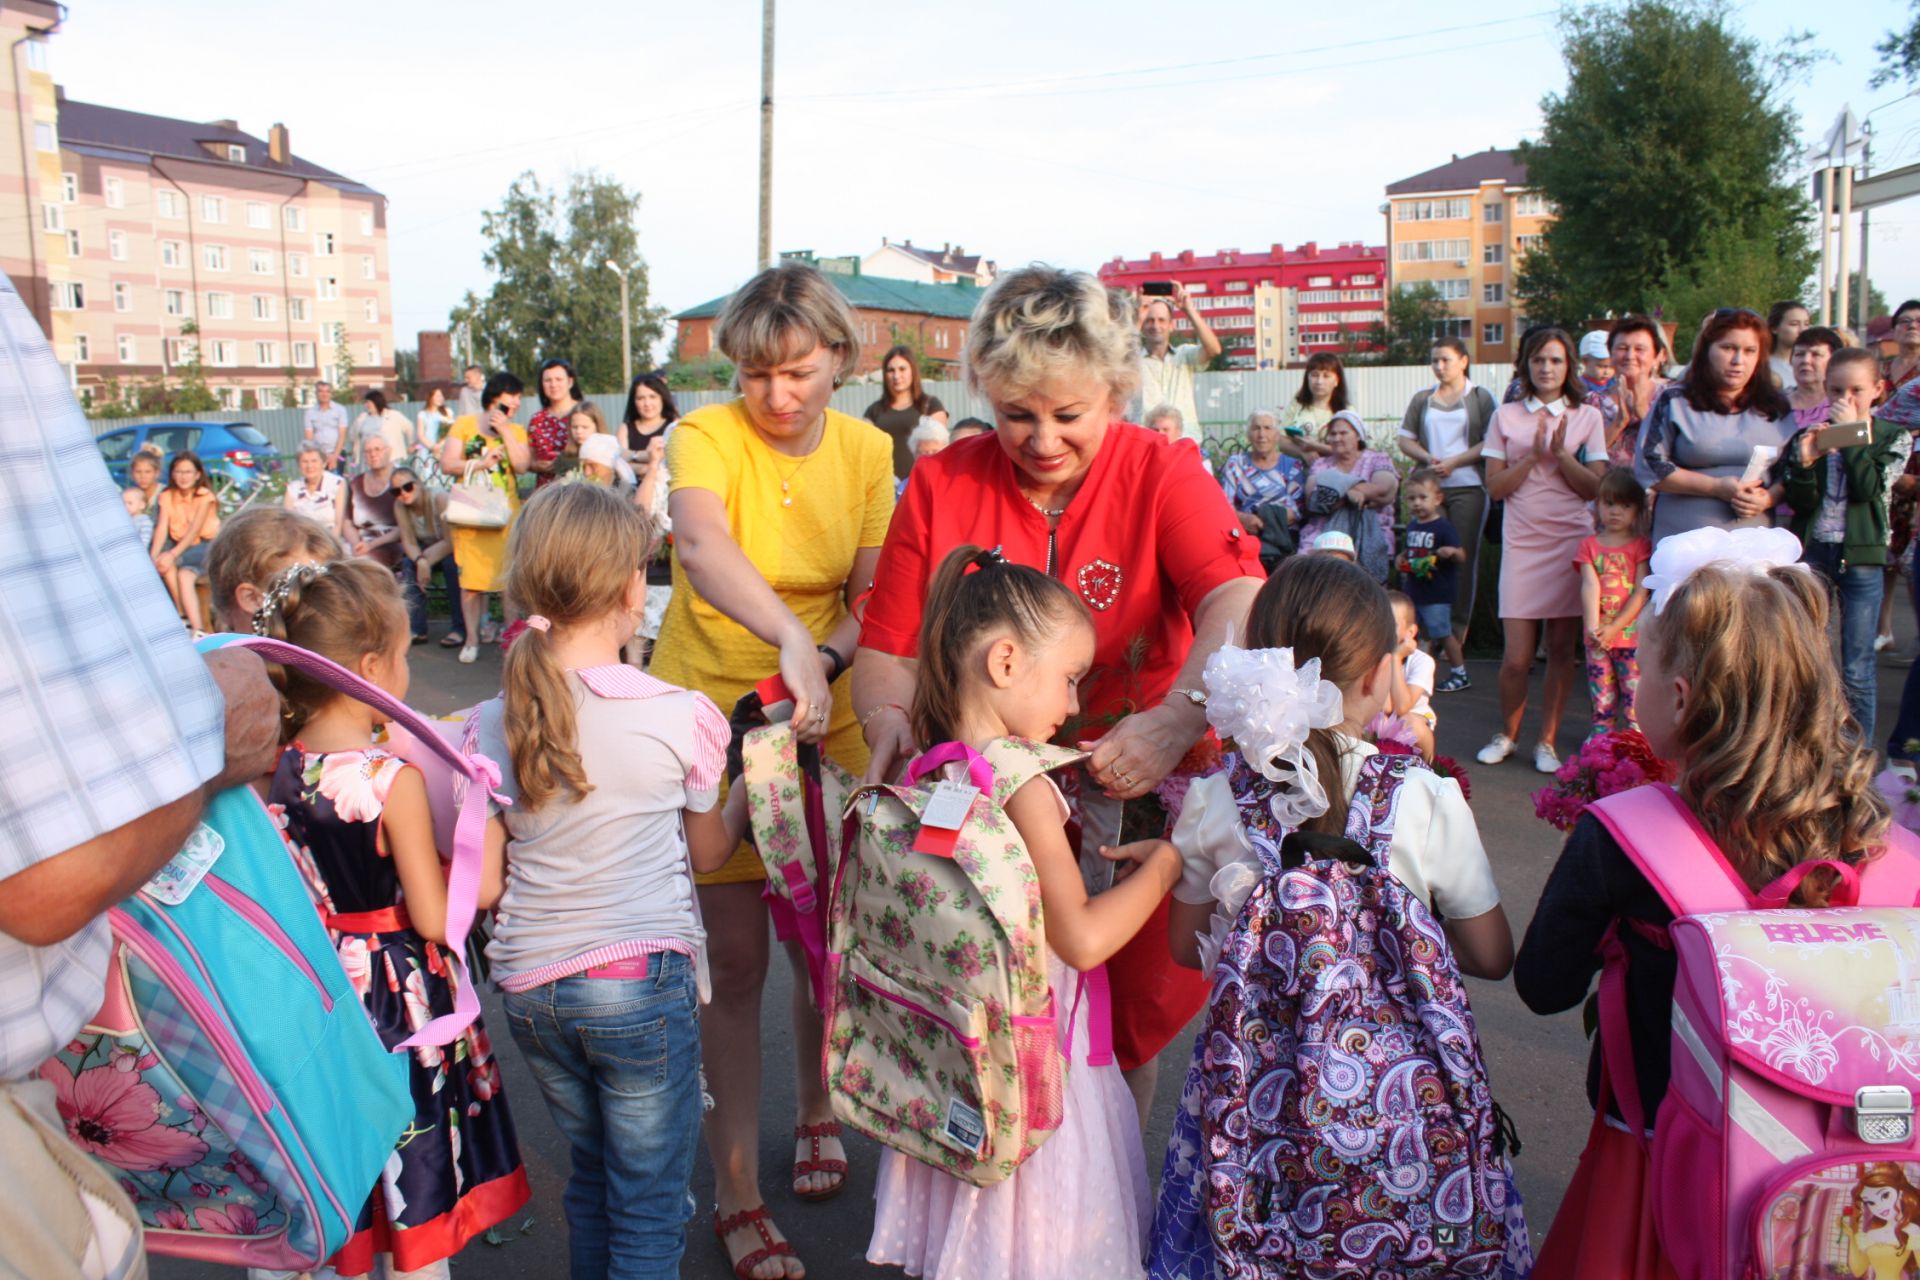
left=1550, top=417, right=1570, bottom=458
left=1081, top=703, right=1194, bottom=800
left=1237, top=509, right=1263, bottom=534
left=1432, top=457, right=1455, bottom=479
left=779, top=628, right=832, bottom=743
left=154, top=550, right=175, bottom=573
left=415, top=561, right=432, bottom=589
left=1730, top=483, right=1777, bottom=519
left=862, top=705, right=917, bottom=784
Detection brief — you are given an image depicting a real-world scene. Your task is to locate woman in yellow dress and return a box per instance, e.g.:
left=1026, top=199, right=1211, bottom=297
left=652, top=262, right=894, bottom=1279
left=436, top=372, right=530, bottom=664
left=1848, top=1163, right=1920, bottom=1280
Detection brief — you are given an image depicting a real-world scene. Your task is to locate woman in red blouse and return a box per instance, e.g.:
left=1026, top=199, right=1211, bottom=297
left=853, top=266, right=1263, bottom=1117
left=526, top=358, right=582, bottom=486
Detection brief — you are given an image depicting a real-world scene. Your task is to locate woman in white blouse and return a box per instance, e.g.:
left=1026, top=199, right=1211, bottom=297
left=283, top=444, right=347, bottom=531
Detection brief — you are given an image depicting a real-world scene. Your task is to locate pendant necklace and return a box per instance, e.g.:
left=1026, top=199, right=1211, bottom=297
left=770, top=415, right=827, bottom=508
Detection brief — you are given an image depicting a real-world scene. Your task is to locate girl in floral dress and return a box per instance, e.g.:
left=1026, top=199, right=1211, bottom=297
left=256, top=559, right=524, bottom=1278
left=865, top=546, right=1187, bottom=1280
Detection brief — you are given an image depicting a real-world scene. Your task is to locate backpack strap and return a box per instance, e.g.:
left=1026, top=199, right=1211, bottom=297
left=1584, top=784, right=1755, bottom=916
left=979, top=738, right=1089, bottom=807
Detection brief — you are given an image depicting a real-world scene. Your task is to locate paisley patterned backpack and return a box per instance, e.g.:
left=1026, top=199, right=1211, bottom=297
left=1199, top=751, right=1515, bottom=1277
left=824, top=737, right=1084, bottom=1187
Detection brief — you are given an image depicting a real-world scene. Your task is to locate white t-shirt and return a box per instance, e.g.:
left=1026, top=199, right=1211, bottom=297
left=1137, top=343, right=1206, bottom=443
left=1404, top=650, right=1436, bottom=728
left=1414, top=398, right=1481, bottom=490
left=1171, top=734, right=1499, bottom=941
left=285, top=470, right=343, bottom=523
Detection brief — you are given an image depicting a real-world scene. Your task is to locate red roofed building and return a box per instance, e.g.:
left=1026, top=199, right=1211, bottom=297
left=1097, top=241, right=1387, bottom=369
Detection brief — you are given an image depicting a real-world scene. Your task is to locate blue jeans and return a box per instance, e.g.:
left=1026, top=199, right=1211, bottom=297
left=1806, top=542, right=1883, bottom=741
left=501, top=952, right=701, bottom=1280
left=398, top=554, right=461, bottom=639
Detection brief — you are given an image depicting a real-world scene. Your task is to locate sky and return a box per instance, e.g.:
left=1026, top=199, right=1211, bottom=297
left=50, top=0, right=1920, bottom=366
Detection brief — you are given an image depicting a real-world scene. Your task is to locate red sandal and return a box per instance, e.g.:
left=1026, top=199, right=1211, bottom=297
left=791, top=1120, right=848, bottom=1202
left=714, top=1203, right=797, bottom=1279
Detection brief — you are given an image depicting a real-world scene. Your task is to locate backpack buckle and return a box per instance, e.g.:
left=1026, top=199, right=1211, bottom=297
left=1857, top=1086, right=1913, bottom=1144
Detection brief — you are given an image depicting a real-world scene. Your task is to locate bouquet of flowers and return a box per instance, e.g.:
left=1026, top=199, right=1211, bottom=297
left=1875, top=750, right=1920, bottom=835
left=1532, top=731, right=1674, bottom=832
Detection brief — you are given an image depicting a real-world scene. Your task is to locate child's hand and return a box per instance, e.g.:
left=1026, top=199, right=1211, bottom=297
left=1100, top=839, right=1178, bottom=883
left=1396, top=633, right=1417, bottom=659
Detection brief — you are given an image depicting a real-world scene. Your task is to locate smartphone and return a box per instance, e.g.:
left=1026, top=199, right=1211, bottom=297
left=1141, top=281, right=1175, bottom=296
left=1284, top=424, right=1306, bottom=437
left=1814, top=420, right=1872, bottom=453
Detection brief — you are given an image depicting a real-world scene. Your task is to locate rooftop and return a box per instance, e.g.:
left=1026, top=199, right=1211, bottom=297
left=1385, top=147, right=1529, bottom=196
left=1099, top=241, right=1385, bottom=275
left=675, top=272, right=986, bottom=322
left=879, top=239, right=992, bottom=276
left=54, top=93, right=378, bottom=195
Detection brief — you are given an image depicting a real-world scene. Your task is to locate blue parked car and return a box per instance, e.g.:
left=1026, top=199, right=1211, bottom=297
left=95, top=421, right=284, bottom=489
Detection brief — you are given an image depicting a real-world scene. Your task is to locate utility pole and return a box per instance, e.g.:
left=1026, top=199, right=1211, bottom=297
left=605, top=261, right=632, bottom=391
left=1859, top=128, right=1873, bottom=336
left=757, top=0, right=775, bottom=270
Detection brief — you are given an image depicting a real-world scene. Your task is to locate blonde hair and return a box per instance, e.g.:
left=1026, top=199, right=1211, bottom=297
left=569, top=401, right=608, bottom=434
left=501, top=483, right=651, bottom=810
left=253, top=559, right=408, bottom=739
left=206, top=507, right=342, bottom=621
left=714, top=261, right=861, bottom=385
left=965, top=266, right=1140, bottom=404
left=1647, top=565, right=1891, bottom=904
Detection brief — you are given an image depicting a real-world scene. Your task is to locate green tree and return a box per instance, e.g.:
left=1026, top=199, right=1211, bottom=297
left=885, top=324, right=946, bottom=379
left=1873, top=0, right=1920, bottom=87
left=451, top=170, right=666, bottom=393
left=1367, top=284, right=1452, bottom=364
left=393, top=347, right=420, bottom=400
left=169, top=320, right=219, bottom=415
left=1514, top=1, right=1816, bottom=337
left=1823, top=271, right=1890, bottom=322
left=332, top=322, right=356, bottom=395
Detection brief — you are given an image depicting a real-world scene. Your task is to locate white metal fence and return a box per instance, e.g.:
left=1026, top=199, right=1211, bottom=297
left=86, top=364, right=1516, bottom=458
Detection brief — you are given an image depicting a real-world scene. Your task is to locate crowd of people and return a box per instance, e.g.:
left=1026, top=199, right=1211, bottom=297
left=12, top=254, right=1920, bottom=1280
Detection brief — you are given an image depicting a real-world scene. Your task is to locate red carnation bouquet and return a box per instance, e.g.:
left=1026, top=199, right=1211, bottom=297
left=1532, top=730, right=1674, bottom=832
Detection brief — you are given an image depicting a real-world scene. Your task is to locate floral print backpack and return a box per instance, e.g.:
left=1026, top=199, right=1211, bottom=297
left=824, top=736, right=1085, bottom=1187
left=1196, top=751, right=1517, bottom=1277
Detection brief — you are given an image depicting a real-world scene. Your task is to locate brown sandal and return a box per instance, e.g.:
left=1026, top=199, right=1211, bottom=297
left=791, top=1120, right=848, bottom=1202
left=714, top=1203, right=797, bottom=1279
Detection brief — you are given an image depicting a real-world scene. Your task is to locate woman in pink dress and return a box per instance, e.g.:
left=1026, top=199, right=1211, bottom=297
left=1476, top=326, right=1608, bottom=776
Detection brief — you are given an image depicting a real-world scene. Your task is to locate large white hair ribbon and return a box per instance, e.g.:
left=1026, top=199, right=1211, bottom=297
left=1642, top=525, right=1808, bottom=616
left=1201, top=643, right=1345, bottom=827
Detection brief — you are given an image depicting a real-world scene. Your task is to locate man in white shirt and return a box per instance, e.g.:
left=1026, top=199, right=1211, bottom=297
left=1135, top=283, right=1221, bottom=443
left=303, top=380, right=349, bottom=471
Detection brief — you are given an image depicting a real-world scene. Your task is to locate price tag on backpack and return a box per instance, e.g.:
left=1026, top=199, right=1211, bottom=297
left=144, top=822, right=226, bottom=906
left=913, top=781, right=979, bottom=858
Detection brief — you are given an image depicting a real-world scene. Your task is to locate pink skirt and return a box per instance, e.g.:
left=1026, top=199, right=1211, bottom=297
left=1535, top=1112, right=1678, bottom=1280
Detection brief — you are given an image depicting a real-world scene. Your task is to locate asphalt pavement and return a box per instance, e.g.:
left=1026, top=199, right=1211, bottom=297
left=154, top=619, right=1915, bottom=1279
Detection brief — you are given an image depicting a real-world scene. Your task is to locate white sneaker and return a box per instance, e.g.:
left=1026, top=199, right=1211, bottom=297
left=1476, top=734, right=1515, bottom=765
left=1877, top=632, right=1896, bottom=653
left=1534, top=742, right=1562, bottom=774
left=458, top=643, right=478, bottom=664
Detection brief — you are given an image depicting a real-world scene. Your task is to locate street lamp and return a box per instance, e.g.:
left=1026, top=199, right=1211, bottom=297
left=605, top=260, right=631, bottom=391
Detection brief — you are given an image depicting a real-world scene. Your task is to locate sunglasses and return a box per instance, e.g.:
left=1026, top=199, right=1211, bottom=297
left=396, top=482, right=417, bottom=495
left=1710, top=307, right=1762, bottom=322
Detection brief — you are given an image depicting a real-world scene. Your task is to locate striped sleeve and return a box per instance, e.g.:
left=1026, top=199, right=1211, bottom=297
left=684, top=692, right=729, bottom=809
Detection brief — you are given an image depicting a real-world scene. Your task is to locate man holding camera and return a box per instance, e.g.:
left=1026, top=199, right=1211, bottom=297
left=1136, top=281, right=1221, bottom=443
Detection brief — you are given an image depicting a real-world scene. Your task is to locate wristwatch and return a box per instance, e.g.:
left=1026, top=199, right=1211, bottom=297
left=1169, top=687, right=1207, bottom=707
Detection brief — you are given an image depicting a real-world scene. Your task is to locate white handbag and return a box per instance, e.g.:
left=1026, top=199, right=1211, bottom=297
left=444, top=462, right=511, bottom=529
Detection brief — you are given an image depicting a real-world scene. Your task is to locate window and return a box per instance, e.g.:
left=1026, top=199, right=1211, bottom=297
left=117, top=335, right=136, bottom=362
left=209, top=340, right=237, bottom=366
left=1483, top=244, right=1504, bottom=265
left=314, top=232, right=335, bottom=257
left=72, top=334, right=88, bottom=361
left=359, top=210, right=374, bottom=236
left=362, top=297, right=379, bottom=323
left=156, top=240, right=181, bottom=268
left=104, top=175, right=123, bottom=209
left=1483, top=203, right=1505, bottom=223
left=292, top=340, right=314, bottom=367
left=217, top=387, right=240, bottom=409
left=252, top=294, right=275, bottom=321
left=1514, top=193, right=1552, bottom=217
left=64, top=229, right=79, bottom=257
left=25, top=38, right=46, bottom=71
left=203, top=244, right=228, bottom=271
left=52, top=282, right=84, bottom=310
left=165, top=338, right=192, bottom=365
left=156, top=189, right=180, bottom=219
left=284, top=205, right=305, bottom=231
left=288, top=297, right=308, bottom=321
left=108, top=230, right=126, bottom=261
left=1516, top=234, right=1545, bottom=255
left=1395, top=197, right=1471, bottom=222
left=319, top=276, right=338, bottom=301
left=164, top=288, right=186, bottom=316
left=322, top=363, right=339, bottom=386
left=286, top=251, right=307, bottom=278
left=33, top=121, right=54, bottom=152
left=202, top=195, right=225, bottom=223
left=206, top=291, right=233, bottom=319
left=112, top=283, right=130, bottom=313
left=1307, top=275, right=1332, bottom=288
left=61, top=172, right=76, bottom=202
left=224, top=144, right=246, bottom=164
left=40, top=201, right=61, bottom=232
left=255, top=341, right=278, bottom=366
left=1352, top=273, right=1376, bottom=286
left=1396, top=239, right=1470, bottom=263
left=366, top=341, right=381, bottom=367
left=1432, top=317, right=1471, bottom=339
left=1225, top=280, right=1249, bottom=293
left=360, top=254, right=375, bottom=280
left=1483, top=323, right=1506, bottom=346
left=248, top=249, right=272, bottom=275
left=256, top=387, right=282, bottom=409
left=1484, top=283, right=1505, bottom=304
left=246, top=201, right=270, bottom=229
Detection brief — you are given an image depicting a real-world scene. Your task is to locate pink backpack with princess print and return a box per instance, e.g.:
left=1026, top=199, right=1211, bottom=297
left=1587, top=784, right=1920, bottom=1280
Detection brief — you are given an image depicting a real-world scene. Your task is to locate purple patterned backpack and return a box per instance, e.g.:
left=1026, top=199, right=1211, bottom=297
left=1198, top=751, right=1513, bottom=1277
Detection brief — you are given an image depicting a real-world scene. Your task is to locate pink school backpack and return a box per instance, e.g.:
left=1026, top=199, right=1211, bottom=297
left=1586, top=783, right=1920, bottom=1280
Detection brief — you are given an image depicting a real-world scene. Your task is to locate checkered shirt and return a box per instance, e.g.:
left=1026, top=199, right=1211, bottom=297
left=0, top=271, right=224, bottom=1079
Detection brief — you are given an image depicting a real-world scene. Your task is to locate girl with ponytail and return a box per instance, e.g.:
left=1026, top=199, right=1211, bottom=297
left=472, top=481, right=749, bottom=1275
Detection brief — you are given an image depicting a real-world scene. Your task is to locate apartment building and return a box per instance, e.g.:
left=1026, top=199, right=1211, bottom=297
left=1382, top=148, right=1552, bottom=364
left=0, top=7, right=393, bottom=409
left=1097, top=242, right=1388, bottom=369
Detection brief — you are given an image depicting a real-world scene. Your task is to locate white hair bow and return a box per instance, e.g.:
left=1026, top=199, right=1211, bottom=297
left=1202, top=643, right=1345, bottom=827
left=1643, top=525, right=1808, bottom=616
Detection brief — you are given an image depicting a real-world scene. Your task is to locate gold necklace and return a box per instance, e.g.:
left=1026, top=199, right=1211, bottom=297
left=766, top=414, right=827, bottom=508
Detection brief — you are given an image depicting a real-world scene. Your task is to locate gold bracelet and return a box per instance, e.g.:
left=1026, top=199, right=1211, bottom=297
left=861, top=702, right=907, bottom=729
